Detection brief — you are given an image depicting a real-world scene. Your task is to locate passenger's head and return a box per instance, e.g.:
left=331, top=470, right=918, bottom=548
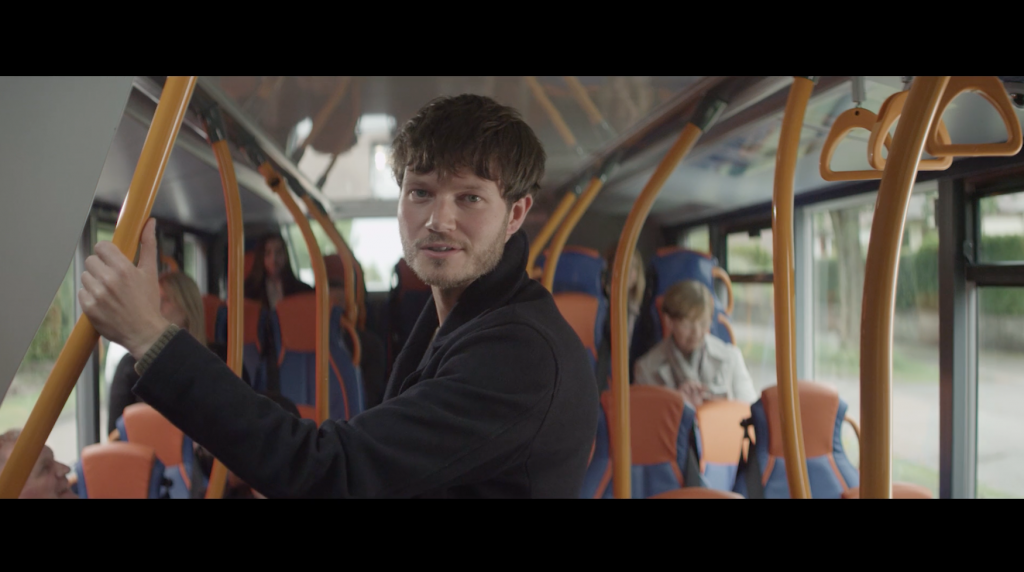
left=158, top=272, right=206, bottom=346
left=393, top=94, right=546, bottom=291
left=324, top=254, right=346, bottom=308
left=604, top=246, right=645, bottom=307
left=662, top=280, right=714, bottom=355
left=0, top=430, right=77, bottom=499
left=250, top=233, right=294, bottom=283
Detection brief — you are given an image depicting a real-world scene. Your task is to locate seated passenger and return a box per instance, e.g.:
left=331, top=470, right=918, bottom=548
left=324, top=253, right=387, bottom=409
left=634, top=280, right=756, bottom=407
left=189, top=391, right=302, bottom=499
left=244, top=233, right=312, bottom=310
left=108, top=271, right=208, bottom=435
left=0, top=429, right=78, bottom=498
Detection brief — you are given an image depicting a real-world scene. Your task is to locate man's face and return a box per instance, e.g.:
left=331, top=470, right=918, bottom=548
left=5, top=444, right=78, bottom=499
left=398, top=168, right=531, bottom=291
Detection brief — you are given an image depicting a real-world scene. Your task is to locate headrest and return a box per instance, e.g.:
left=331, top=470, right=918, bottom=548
left=759, top=381, right=842, bottom=458
left=601, top=385, right=689, bottom=466
left=121, top=403, right=186, bottom=468
left=244, top=251, right=255, bottom=279
left=296, top=404, right=317, bottom=421
left=202, top=295, right=223, bottom=344
left=695, top=400, right=752, bottom=465
left=553, top=292, right=600, bottom=353
left=243, top=299, right=263, bottom=346
left=395, top=259, right=430, bottom=292
left=649, top=487, right=744, bottom=499
left=324, top=254, right=345, bottom=285
left=651, top=247, right=718, bottom=298
left=534, top=247, right=605, bottom=297
left=78, top=442, right=164, bottom=499
left=275, top=292, right=318, bottom=353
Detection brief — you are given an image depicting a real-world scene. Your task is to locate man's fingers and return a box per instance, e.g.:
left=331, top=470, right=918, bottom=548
left=84, top=254, right=118, bottom=292
left=137, top=218, right=158, bottom=277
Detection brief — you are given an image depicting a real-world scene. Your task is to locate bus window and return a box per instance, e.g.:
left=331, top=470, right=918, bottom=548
left=0, top=260, right=78, bottom=465
left=286, top=217, right=403, bottom=293
left=677, top=225, right=709, bottom=252
left=725, top=228, right=775, bottom=393
left=976, top=188, right=1024, bottom=498
left=811, top=185, right=941, bottom=496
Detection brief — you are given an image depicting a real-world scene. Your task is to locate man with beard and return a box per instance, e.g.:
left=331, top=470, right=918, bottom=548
left=74, top=94, right=599, bottom=498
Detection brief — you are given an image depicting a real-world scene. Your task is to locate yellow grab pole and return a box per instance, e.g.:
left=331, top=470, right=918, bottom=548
left=541, top=176, right=605, bottom=292
left=254, top=161, right=331, bottom=426
left=201, top=106, right=244, bottom=499
left=860, top=76, right=949, bottom=499
left=302, top=194, right=358, bottom=325
left=0, top=76, right=197, bottom=498
left=527, top=191, right=577, bottom=276
left=609, top=90, right=727, bottom=498
left=525, top=76, right=583, bottom=155
left=771, top=76, right=816, bottom=499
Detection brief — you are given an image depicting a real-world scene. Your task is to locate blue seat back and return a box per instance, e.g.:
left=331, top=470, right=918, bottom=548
left=733, top=381, right=859, bottom=499
left=268, top=293, right=364, bottom=420
left=580, top=385, right=702, bottom=498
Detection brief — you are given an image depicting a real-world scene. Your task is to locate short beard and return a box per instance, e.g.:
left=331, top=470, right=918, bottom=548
left=401, top=215, right=508, bottom=292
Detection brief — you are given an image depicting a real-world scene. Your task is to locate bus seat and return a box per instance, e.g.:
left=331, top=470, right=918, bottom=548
left=580, top=385, right=702, bottom=498
left=244, top=251, right=255, bottom=279
left=695, top=400, right=752, bottom=491
left=215, top=298, right=267, bottom=387
left=296, top=404, right=317, bottom=421
left=74, top=442, right=166, bottom=499
left=386, top=259, right=432, bottom=375
left=202, top=294, right=223, bottom=344
left=641, top=248, right=733, bottom=359
left=841, top=482, right=933, bottom=499
left=270, top=292, right=364, bottom=421
left=536, top=247, right=609, bottom=372
left=734, top=381, right=858, bottom=499
left=115, top=403, right=196, bottom=498
left=649, top=487, right=744, bottom=499
left=554, top=293, right=602, bottom=370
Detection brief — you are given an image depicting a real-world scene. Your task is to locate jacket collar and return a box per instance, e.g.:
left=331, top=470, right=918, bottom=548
left=386, top=230, right=532, bottom=395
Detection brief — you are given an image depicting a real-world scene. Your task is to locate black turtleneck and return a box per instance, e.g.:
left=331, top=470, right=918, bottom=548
left=133, top=229, right=599, bottom=498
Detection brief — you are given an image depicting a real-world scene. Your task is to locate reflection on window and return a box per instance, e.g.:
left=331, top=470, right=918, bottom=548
left=678, top=225, right=710, bottom=253
left=979, top=191, right=1024, bottom=263
left=727, top=229, right=773, bottom=274
left=730, top=283, right=776, bottom=393
left=0, top=259, right=78, bottom=465
left=284, top=217, right=404, bottom=293
left=811, top=189, right=940, bottom=494
left=977, top=287, right=1024, bottom=498
left=370, top=144, right=400, bottom=199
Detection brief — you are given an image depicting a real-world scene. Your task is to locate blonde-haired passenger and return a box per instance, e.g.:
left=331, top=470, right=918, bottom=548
left=107, top=271, right=207, bottom=433
left=633, top=280, right=756, bottom=407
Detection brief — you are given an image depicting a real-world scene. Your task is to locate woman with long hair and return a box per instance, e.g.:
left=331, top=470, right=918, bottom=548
left=244, top=233, right=312, bottom=309
left=107, top=271, right=207, bottom=433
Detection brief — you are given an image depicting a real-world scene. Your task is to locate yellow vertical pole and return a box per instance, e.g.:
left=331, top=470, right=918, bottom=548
left=252, top=159, right=330, bottom=426
left=541, top=177, right=605, bottom=292
left=860, top=76, right=950, bottom=499
left=527, top=191, right=578, bottom=276
left=609, top=89, right=728, bottom=498
left=302, top=194, right=358, bottom=325
left=201, top=105, right=244, bottom=499
left=0, top=76, right=198, bottom=498
left=771, top=76, right=816, bottom=499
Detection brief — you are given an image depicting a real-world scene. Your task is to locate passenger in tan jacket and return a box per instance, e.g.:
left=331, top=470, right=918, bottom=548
left=634, top=280, right=757, bottom=407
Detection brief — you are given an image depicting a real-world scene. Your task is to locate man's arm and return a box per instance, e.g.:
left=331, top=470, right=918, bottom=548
left=133, top=323, right=558, bottom=498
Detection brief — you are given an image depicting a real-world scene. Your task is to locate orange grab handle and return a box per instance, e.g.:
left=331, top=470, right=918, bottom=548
left=925, top=76, right=1022, bottom=158
left=819, top=107, right=893, bottom=182
left=868, top=90, right=952, bottom=171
